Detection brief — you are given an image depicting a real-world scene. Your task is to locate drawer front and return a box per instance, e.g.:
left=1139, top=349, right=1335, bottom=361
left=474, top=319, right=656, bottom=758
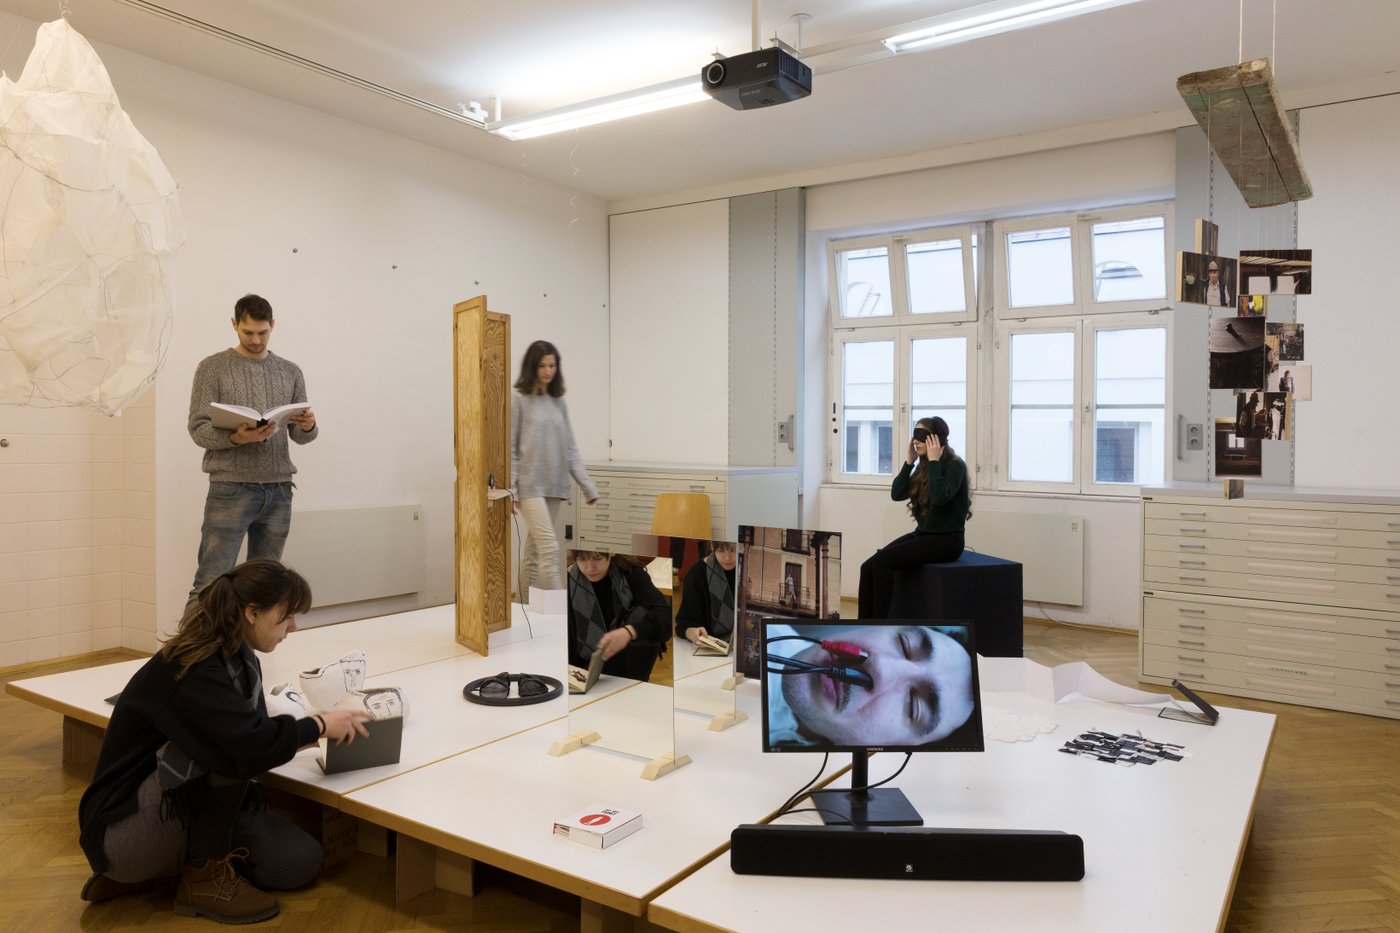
left=1143, top=593, right=1400, bottom=641
left=1143, top=621, right=1400, bottom=676
left=1144, top=528, right=1400, bottom=567
left=1143, top=565, right=1400, bottom=611
left=592, top=473, right=726, bottom=492
left=1144, top=653, right=1400, bottom=717
left=1144, top=548, right=1400, bottom=586
left=1144, top=518, right=1400, bottom=551
left=1143, top=643, right=1400, bottom=691
left=1145, top=500, right=1400, bottom=534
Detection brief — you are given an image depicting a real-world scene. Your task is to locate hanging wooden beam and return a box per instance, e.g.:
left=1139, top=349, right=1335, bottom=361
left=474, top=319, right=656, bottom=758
left=1177, top=58, right=1312, bottom=208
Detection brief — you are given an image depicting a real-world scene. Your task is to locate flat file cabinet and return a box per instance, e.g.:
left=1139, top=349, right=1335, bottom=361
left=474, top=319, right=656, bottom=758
left=576, top=463, right=799, bottom=553
left=1141, top=485, right=1400, bottom=719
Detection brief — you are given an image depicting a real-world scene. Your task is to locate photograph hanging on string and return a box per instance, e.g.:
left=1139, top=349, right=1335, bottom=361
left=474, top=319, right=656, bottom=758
left=1208, top=316, right=1266, bottom=390
left=1269, top=364, right=1311, bottom=401
left=1214, top=419, right=1262, bottom=477
left=1266, top=321, right=1304, bottom=360
left=1238, top=294, right=1266, bottom=317
left=1177, top=251, right=1237, bottom=307
left=1239, top=249, right=1312, bottom=295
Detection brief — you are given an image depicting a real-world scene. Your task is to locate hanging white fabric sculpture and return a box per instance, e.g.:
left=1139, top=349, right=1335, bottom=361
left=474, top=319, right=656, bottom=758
left=0, top=18, right=185, bottom=414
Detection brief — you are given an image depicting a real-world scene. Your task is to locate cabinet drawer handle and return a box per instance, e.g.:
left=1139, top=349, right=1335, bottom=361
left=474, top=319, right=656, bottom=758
left=1389, top=539, right=1400, bottom=547
left=1389, top=699, right=1400, bottom=708
left=1178, top=623, right=1207, bottom=631
left=1176, top=607, right=1206, bottom=615
left=1178, top=559, right=1207, bottom=566
left=1178, top=510, right=1208, bottom=517
left=1178, top=543, right=1207, bottom=550
left=1178, top=640, right=1206, bottom=648
left=1176, top=671, right=1205, bottom=680
left=1389, top=575, right=1400, bottom=583
left=1179, top=575, right=1207, bottom=582
left=1388, top=556, right=1400, bottom=564
left=1388, top=630, right=1400, bottom=638
left=1386, top=683, right=1400, bottom=691
left=1181, top=526, right=1208, bottom=535
left=1178, top=655, right=1207, bottom=663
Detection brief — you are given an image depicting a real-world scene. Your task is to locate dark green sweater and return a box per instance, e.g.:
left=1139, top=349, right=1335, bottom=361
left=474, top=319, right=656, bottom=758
left=891, top=456, right=969, bottom=534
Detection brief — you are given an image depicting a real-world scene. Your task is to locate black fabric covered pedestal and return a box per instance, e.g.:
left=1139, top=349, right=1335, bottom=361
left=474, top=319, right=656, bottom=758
left=885, top=551, right=1024, bottom=658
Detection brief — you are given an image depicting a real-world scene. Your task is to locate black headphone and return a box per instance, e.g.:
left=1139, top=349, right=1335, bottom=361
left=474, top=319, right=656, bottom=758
left=462, top=671, right=563, bottom=707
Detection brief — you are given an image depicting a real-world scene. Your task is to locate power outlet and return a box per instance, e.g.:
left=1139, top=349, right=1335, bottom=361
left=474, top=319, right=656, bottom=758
left=1186, top=423, right=1204, bottom=450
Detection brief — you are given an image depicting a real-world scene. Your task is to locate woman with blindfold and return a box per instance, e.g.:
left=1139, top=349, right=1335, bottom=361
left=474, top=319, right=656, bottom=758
left=857, top=416, right=971, bottom=619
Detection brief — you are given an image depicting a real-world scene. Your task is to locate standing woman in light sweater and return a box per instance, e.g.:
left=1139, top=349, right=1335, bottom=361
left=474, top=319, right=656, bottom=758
left=512, top=340, right=597, bottom=603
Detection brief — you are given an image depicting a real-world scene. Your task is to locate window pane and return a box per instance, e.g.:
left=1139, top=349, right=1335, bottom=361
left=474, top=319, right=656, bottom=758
left=1094, top=327, right=1166, bottom=485
left=1007, top=227, right=1073, bottom=308
left=910, top=336, right=968, bottom=456
left=842, top=340, right=894, bottom=474
left=1092, top=216, right=1166, bottom=302
left=1009, top=331, right=1075, bottom=482
left=906, top=238, right=965, bottom=315
left=837, top=247, right=892, bottom=318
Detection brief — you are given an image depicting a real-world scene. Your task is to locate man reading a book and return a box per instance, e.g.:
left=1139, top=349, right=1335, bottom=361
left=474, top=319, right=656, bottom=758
left=186, top=295, right=318, bottom=605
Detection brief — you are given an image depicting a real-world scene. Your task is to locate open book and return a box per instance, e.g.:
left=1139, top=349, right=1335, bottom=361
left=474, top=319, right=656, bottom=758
left=693, top=633, right=731, bottom=657
left=210, top=401, right=312, bottom=431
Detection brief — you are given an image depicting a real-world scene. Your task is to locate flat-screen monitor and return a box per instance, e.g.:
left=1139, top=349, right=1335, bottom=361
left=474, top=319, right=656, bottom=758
left=760, top=619, right=984, bottom=827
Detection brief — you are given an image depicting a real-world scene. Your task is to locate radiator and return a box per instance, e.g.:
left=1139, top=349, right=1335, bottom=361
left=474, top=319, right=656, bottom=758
left=965, top=511, right=1084, bottom=607
left=280, top=505, right=423, bottom=607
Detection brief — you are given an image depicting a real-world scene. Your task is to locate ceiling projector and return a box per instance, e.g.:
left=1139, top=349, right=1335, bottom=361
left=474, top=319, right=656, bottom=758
left=701, top=47, right=812, bottom=110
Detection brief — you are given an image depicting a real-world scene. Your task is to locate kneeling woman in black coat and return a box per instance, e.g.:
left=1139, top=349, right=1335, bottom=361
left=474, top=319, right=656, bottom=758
left=78, top=559, right=369, bottom=924
left=568, top=551, right=672, bottom=682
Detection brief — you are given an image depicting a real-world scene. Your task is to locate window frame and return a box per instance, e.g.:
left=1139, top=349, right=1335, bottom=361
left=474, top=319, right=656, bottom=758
left=828, top=224, right=980, bottom=329
left=830, top=321, right=978, bottom=488
left=994, top=202, right=1174, bottom=320
left=993, top=313, right=1170, bottom=496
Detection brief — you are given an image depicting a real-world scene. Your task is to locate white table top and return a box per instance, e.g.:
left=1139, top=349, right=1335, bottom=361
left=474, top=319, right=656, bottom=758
left=339, top=681, right=842, bottom=914
left=268, top=629, right=569, bottom=801
left=648, top=690, right=1276, bottom=933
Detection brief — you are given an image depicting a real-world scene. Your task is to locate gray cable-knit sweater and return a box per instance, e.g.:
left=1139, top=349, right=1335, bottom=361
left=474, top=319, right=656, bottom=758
left=511, top=391, right=596, bottom=501
left=187, top=349, right=318, bottom=484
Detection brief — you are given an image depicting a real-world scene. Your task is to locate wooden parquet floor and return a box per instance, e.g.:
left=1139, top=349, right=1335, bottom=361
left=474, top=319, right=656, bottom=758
left=4, top=620, right=1399, bottom=932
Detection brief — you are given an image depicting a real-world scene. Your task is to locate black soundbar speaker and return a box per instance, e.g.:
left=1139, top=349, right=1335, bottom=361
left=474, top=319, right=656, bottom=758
left=730, top=824, right=1084, bottom=882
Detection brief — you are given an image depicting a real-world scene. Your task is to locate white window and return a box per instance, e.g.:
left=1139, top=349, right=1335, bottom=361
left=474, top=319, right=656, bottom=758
left=830, top=224, right=979, bottom=486
left=831, top=226, right=979, bottom=326
left=833, top=327, right=976, bottom=484
left=996, top=204, right=1171, bottom=318
left=995, top=316, right=1167, bottom=494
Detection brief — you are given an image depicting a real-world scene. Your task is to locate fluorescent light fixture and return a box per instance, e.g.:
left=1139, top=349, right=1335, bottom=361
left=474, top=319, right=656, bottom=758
left=883, top=0, right=1144, bottom=54
left=490, top=77, right=708, bottom=141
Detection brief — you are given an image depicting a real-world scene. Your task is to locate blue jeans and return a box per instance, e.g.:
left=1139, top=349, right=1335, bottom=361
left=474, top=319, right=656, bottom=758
left=188, top=482, right=293, bottom=604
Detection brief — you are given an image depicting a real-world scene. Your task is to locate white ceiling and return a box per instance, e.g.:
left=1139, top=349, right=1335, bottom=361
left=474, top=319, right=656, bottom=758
left=1, top=0, right=1397, bottom=205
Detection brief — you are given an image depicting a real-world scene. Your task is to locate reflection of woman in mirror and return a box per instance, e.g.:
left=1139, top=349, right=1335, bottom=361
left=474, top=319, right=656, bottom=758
left=568, top=551, right=671, bottom=682
left=857, top=416, right=970, bottom=619
left=676, top=541, right=736, bottom=642
left=765, top=623, right=977, bottom=748
left=511, top=340, right=597, bottom=605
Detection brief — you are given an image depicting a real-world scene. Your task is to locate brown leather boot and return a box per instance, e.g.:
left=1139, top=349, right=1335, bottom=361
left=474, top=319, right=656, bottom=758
left=173, top=848, right=279, bottom=924
left=80, top=871, right=176, bottom=903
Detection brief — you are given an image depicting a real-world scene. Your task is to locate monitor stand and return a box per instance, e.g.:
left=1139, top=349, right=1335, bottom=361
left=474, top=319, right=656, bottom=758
left=808, top=751, right=923, bottom=827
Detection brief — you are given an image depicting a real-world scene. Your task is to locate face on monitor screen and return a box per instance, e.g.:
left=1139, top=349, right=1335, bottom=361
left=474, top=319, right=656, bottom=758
left=761, top=620, right=983, bottom=753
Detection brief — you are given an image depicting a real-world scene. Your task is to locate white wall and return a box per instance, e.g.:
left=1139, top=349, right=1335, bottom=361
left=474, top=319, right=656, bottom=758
left=0, top=15, right=611, bottom=644
left=1296, top=95, right=1400, bottom=491
left=0, top=393, right=154, bottom=666
left=608, top=201, right=729, bottom=464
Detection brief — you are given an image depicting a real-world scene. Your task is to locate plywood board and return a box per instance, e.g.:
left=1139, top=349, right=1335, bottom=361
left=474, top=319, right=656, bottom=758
left=1177, top=58, right=1312, bottom=207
